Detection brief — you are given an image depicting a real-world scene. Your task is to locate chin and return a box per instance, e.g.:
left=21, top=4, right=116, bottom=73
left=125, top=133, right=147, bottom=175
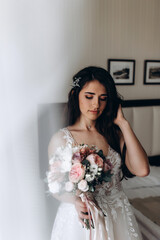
left=89, top=115, right=101, bottom=121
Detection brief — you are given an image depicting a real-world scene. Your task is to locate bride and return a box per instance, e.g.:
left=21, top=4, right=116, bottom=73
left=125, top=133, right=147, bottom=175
left=47, top=66, right=149, bottom=240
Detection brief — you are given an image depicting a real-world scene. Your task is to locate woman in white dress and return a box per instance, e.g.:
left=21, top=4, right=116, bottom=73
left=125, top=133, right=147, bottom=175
left=47, top=66, right=150, bottom=240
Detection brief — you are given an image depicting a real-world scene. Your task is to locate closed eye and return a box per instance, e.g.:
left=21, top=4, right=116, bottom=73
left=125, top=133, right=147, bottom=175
left=100, top=97, right=107, bottom=101
left=85, top=96, right=93, bottom=99
left=85, top=96, right=107, bottom=101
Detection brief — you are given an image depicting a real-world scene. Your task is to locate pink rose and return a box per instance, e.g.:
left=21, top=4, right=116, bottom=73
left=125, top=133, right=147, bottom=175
left=78, top=180, right=89, bottom=192
left=86, top=154, right=104, bottom=168
left=95, top=155, right=104, bottom=168
left=69, top=163, right=85, bottom=183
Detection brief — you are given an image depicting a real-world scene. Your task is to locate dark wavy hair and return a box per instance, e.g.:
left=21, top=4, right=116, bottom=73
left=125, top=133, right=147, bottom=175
left=67, top=66, right=134, bottom=179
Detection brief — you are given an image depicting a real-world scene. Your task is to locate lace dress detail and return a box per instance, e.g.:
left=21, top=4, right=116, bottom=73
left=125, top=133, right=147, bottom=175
left=60, top=128, right=76, bottom=146
left=50, top=128, right=143, bottom=240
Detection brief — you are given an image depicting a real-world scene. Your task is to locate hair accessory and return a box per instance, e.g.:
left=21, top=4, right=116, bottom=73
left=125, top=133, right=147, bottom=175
left=72, top=77, right=81, bottom=88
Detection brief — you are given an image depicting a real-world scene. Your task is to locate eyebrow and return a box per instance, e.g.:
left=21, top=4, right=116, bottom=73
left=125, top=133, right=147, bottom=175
left=85, top=92, right=107, bottom=96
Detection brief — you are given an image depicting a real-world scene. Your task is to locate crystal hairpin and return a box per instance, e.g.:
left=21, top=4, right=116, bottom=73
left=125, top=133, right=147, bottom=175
left=72, top=77, right=81, bottom=88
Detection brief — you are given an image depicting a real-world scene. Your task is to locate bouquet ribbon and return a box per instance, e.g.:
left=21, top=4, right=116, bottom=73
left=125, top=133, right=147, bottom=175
left=80, top=193, right=108, bottom=240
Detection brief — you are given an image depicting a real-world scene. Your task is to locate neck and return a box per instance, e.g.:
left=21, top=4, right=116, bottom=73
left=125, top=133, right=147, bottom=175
left=76, top=116, right=96, bottom=131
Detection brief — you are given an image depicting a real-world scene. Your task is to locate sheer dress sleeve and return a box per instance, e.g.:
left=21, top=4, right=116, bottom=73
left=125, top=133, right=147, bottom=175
left=47, top=130, right=77, bottom=204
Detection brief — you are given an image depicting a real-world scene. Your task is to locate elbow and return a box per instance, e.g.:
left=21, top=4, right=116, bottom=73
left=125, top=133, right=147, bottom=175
left=143, top=167, right=150, bottom=176
left=138, top=166, right=150, bottom=177
left=137, top=156, right=150, bottom=177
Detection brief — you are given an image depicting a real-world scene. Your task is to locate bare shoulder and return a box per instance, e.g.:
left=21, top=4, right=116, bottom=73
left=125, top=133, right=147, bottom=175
left=67, top=125, right=78, bottom=132
left=48, top=128, right=67, bottom=159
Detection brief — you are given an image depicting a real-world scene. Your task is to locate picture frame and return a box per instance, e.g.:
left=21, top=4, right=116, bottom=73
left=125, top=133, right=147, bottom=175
left=108, top=59, right=135, bottom=85
left=144, top=60, right=160, bottom=85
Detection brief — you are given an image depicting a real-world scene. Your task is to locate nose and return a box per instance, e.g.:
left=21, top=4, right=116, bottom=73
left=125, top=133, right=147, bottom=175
left=92, top=97, right=100, bottom=109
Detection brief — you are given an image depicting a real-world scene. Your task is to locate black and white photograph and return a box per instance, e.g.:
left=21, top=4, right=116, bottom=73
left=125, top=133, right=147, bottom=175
left=144, top=60, right=160, bottom=84
left=108, top=59, right=135, bottom=85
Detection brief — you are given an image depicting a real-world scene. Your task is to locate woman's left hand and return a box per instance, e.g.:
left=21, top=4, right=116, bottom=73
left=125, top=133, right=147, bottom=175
left=114, top=105, right=126, bottom=127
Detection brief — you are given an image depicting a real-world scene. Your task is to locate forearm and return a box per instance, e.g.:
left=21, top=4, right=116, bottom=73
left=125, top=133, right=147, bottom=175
left=118, top=119, right=150, bottom=177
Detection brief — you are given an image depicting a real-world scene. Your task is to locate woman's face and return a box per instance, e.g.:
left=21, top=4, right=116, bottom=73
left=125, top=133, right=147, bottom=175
left=78, top=80, right=107, bottom=121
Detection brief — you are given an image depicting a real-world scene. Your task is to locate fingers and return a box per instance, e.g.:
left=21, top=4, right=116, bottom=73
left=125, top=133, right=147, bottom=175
left=78, top=217, right=86, bottom=228
left=77, top=200, right=87, bottom=208
left=75, top=204, right=87, bottom=212
left=74, top=197, right=91, bottom=222
left=79, top=211, right=90, bottom=220
left=75, top=201, right=88, bottom=213
left=75, top=206, right=89, bottom=219
left=81, top=202, right=87, bottom=208
left=80, top=206, right=88, bottom=212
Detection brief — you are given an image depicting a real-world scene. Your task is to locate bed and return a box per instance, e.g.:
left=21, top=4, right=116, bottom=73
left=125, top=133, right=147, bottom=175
left=121, top=99, right=160, bottom=240
left=38, top=99, right=160, bottom=240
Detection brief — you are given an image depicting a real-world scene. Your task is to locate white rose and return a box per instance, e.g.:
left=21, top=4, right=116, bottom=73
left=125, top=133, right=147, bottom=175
left=98, top=167, right=103, bottom=171
left=90, top=164, right=98, bottom=174
left=65, top=181, right=74, bottom=192
left=78, top=180, right=89, bottom=192
left=61, top=147, right=72, bottom=172
left=85, top=173, right=95, bottom=182
left=48, top=181, right=61, bottom=194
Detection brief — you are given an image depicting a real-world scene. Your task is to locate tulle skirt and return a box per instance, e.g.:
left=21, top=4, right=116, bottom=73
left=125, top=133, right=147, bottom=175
left=51, top=200, right=143, bottom=240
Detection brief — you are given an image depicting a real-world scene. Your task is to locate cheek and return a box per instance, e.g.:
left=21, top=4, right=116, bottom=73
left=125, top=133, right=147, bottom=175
left=79, top=98, right=90, bottom=112
left=100, top=101, right=107, bottom=111
left=104, top=102, right=107, bottom=108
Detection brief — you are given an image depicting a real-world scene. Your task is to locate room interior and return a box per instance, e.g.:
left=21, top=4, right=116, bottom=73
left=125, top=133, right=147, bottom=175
left=38, top=99, right=160, bottom=240
left=1, top=0, right=160, bottom=240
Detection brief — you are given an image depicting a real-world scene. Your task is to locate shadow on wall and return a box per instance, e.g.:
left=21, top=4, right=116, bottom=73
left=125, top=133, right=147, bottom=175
left=37, top=103, right=68, bottom=232
left=36, top=2, right=106, bottom=236
left=37, top=103, right=68, bottom=179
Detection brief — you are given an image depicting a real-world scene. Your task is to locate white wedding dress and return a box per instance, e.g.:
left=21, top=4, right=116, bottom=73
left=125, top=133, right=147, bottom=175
left=48, top=128, right=143, bottom=240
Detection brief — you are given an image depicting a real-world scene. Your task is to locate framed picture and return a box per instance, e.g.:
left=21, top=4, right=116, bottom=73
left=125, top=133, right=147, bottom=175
left=144, top=60, right=160, bottom=84
left=108, top=59, right=135, bottom=85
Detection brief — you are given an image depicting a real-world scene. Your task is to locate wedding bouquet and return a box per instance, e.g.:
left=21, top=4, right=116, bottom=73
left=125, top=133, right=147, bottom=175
left=47, top=144, right=113, bottom=230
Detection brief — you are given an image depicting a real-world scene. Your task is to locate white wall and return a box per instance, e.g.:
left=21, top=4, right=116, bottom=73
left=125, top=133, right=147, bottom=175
left=2, top=0, right=160, bottom=103
left=1, top=1, right=160, bottom=240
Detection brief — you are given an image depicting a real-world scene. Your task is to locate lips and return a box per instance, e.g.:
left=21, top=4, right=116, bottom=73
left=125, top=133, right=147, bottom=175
left=89, top=110, right=99, bottom=114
